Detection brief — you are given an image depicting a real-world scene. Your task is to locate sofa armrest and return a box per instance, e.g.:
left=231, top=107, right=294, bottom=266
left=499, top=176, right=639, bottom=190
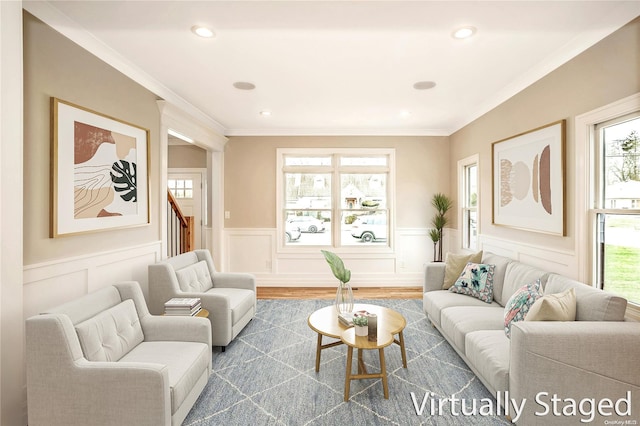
left=141, top=315, right=211, bottom=346
left=510, top=321, right=640, bottom=425
left=213, top=271, right=256, bottom=292
left=173, top=291, right=245, bottom=346
left=424, top=262, right=446, bottom=293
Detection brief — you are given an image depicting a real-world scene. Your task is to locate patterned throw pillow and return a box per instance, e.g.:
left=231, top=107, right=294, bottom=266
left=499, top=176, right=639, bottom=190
left=448, top=262, right=495, bottom=303
left=503, top=279, right=543, bottom=338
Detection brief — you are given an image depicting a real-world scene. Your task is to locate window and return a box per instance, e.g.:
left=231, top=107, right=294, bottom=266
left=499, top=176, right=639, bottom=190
left=278, top=149, right=394, bottom=249
left=593, top=113, right=640, bottom=306
left=168, top=179, right=193, bottom=199
left=459, top=155, right=479, bottom=250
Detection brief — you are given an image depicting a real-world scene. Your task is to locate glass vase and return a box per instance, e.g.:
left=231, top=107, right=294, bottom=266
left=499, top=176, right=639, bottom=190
left=335, top=282, right=354, bottom=315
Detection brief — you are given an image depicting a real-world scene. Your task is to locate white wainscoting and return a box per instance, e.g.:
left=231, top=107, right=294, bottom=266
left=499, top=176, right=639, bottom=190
left=23, top=241, right=162, bottom=319
left=479, top=234, right=578, bottom=279
left=222, top=228, right=439, bottom=287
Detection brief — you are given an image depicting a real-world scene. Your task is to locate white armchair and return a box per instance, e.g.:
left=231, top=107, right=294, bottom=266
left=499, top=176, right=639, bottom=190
left=148, top=249, right=257, bottom=350
left=25, top=281, right=211, bottom=426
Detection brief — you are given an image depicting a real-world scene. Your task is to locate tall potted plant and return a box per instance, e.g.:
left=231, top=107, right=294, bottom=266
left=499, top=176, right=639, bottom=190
left=430, top=193, right=453, bottom=262
left=321, top=250, right=354, bottom=314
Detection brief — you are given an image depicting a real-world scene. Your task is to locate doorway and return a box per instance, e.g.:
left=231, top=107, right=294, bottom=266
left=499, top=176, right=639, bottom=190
left=168, top=169, right=206, bottom=250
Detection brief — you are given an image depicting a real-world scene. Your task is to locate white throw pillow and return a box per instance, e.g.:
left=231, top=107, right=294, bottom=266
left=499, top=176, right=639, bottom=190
left=525, top=288, right=576, bottom=322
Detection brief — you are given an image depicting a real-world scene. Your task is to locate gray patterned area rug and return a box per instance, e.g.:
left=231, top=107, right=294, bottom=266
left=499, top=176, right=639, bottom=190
left=183, top=299, right=511, bottom=425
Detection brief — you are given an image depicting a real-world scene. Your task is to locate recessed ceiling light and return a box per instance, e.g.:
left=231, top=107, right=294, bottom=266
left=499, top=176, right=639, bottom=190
left=413, top=81, right=436, bottom=90
left=233, top=81, right=256, bottom=90
left=452, top=26, right=477, bottom=39
left=400, top=110, right=411, bottom=118
left=191, top=25, right=215, bottom=38
left=260, top=110, right=272, bottom=116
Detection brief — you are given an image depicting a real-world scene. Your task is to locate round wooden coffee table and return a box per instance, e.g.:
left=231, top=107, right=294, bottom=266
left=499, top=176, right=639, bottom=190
left=307, top=303, right=407, bottom=372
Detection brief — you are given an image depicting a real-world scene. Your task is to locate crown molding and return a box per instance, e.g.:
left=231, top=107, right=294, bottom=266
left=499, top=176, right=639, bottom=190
left=448, top=2, right=640, bottom=135
left=223, top=127, right=451, bottom=137
left=23, top=0, right=227, bottom=136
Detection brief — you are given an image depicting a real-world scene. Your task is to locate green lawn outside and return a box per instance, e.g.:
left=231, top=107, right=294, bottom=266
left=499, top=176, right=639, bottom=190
left=604, top=244, right=640, bottom=305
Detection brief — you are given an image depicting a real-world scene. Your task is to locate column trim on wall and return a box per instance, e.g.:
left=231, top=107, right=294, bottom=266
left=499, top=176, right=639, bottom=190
left=1, top=2, right=25, bottom=424
left=157, top=101, right=228, bottom=261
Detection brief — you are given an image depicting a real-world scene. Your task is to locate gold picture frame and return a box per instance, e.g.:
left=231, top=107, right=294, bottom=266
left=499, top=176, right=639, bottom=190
left=491, top=120, right=566, bottom=236
left=50, top=98, right=150, bottom=237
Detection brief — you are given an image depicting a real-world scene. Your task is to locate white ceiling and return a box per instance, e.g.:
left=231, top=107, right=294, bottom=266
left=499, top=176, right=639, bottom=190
left=28, top=1, right=640, bottom=136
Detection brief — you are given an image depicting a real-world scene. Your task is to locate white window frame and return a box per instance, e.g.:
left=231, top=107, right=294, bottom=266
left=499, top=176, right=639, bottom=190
left=276, top=148, right=395, bottom=254
left=458, top=154, right=479, bottom=251
left=575, top=92, right=640, bottom=320
left=593, top=113, right=640, bottom=302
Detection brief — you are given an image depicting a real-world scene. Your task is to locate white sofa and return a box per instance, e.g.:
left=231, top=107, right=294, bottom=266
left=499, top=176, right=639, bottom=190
left=26, top=281, right=212, bottom=426
left=423, top=252, right=640, bottom=424
left=148, top=249, right=256, bottom=350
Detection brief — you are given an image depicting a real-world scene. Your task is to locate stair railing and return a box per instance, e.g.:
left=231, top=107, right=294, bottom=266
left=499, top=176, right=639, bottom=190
left=167, top=190, right=194, bottom=256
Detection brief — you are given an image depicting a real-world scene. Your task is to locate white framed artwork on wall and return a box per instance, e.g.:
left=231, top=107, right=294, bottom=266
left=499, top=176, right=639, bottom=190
left=491, top=120, right=566, bottom=236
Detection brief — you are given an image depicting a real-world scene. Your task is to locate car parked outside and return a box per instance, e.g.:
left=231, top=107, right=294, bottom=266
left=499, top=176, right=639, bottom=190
left=350, top=214, right=387, bottom=242
left=285, top=222, right=302, bottom=242
left=287, top=216, right=325, bottom=233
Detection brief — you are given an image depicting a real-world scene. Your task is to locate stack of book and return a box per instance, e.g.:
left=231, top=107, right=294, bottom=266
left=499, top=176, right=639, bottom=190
left=164, top=298, right=202, bottom=316
left=338, top=312, right=355, bottom=326
left=338, top=310, right=369, bottom=326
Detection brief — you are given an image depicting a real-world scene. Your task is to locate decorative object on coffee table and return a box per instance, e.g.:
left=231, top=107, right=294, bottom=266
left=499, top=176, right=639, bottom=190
left=367, top=313, right=377, bottom=341
left=353, top=312, right=368, bottom=336
left=321, top=250, right=354, bottom=315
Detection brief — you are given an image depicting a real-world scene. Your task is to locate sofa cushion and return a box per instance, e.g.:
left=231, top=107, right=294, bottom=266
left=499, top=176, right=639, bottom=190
left=175, top=261, right=214, bottom=293
left=119, top=341, right=210, bottom=414
left=465, top=330, right=511, bottom=395
left=442, top=251, right=483, bottom=289
left=545, top=274, right=627, bottom=321
left=440, top=305, right=505, bottom=353
left=449, top=263, right=495, bottom=303
left=75, top=299, right=144, bottom=362
left=500, top=262, right=548, bottom=307
left=503, top=280, right=542, bottom=338
left=526, top=288, right=576, bottom=322
left=207, top=287, right=255, bottom=324
left=480, top=253, right=512, bottom=306
left=424, top=290, right=502, bottom=327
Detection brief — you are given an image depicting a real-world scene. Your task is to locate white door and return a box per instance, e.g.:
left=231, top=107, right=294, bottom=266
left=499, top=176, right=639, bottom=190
left=168, top=171, right=204, bottom=249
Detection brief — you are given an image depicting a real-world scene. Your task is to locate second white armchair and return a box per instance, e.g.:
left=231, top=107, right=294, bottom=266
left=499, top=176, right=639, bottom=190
left=148, top=249, right=256, bottom=350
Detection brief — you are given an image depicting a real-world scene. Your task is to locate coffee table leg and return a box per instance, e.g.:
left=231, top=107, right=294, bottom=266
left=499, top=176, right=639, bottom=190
left=379, top=348, right=389, bottom=399
left=315, top=333, right=323, bottom=372
left=344, top=346, right=353, bottom=401
left=357, top=348, right=367, bottom=374
left=398, top=331, right=407, bottom=368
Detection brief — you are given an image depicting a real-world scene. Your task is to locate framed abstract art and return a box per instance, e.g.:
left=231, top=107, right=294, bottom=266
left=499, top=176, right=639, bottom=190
left=50, top=98, right=150, bottom=237
left=491, top=120, right=566, bottom=236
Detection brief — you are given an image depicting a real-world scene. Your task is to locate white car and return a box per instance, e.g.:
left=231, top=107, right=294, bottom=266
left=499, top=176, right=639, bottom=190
left=285, top=222, right=301, bottom=242
left=351, top=214, right=387, bottom=242
left=286, top=216, right=325, bottom=233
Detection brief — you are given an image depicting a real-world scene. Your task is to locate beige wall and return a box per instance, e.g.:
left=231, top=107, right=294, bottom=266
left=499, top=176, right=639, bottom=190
left=449, top=16, right=640, bottom=255
left=23, top=12, right=161, bottom=265
left=223, top=135, right=450, bottom=229
left=168, top=144, right=207, bottom=169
